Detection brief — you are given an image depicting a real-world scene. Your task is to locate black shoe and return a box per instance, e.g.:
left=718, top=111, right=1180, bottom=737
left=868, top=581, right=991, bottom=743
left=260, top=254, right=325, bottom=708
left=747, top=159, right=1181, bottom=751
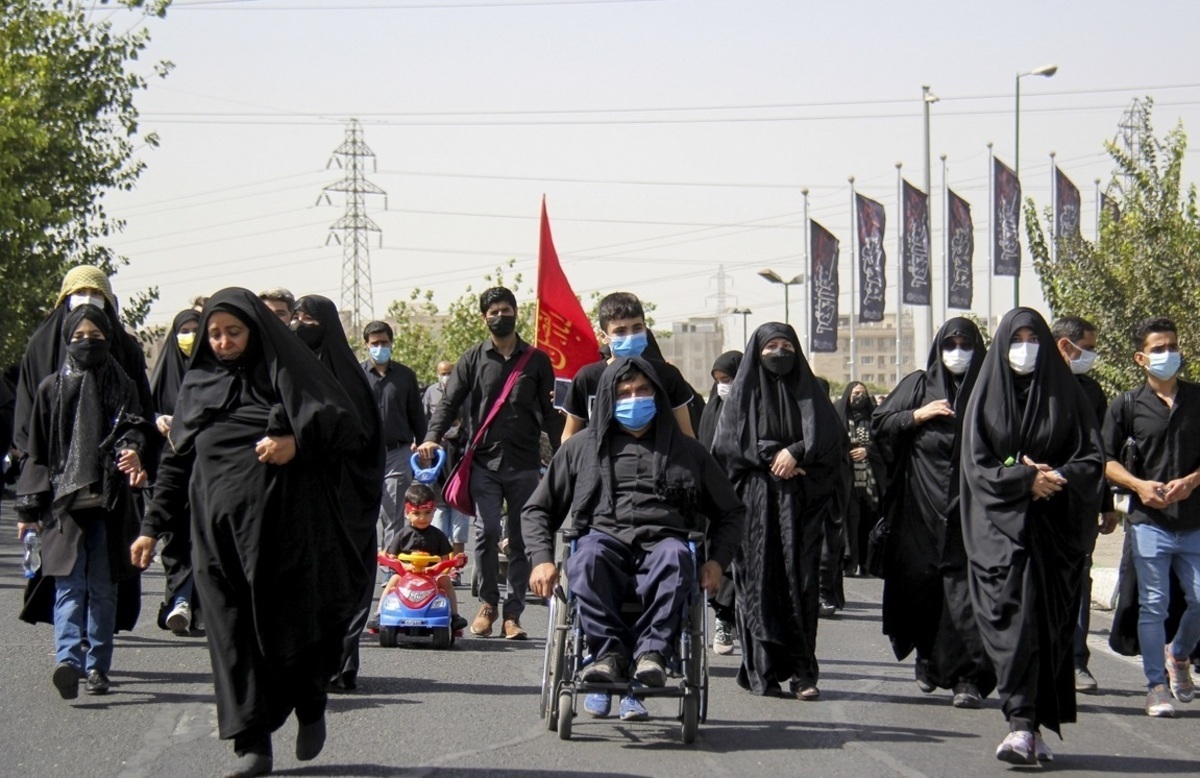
left=952, top=681, right=982, bottom=708
left=366, top=615, right=380, bottom=633
left=85, top=670, right=111, bottom=695
left=295, top=715, right=326, bottom=761
left=52, top=662, right=80, bottom=700
left=633, top=651, right=668, bottom=687
left=579, top=653, right=627, bottom=684
left=818, top=600, right=837, bottom=618
left=914, top=659, right=936, bottom=694
left=223, top=752, right=272, bottom=778
left=451, top=613, right=469, bottom=632
left=328, top=672, right=357, bottom=693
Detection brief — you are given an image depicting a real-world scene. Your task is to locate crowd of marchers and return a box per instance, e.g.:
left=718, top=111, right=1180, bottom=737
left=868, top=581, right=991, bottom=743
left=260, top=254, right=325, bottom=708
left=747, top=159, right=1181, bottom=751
left=2, top=266, right=1198, bottom=776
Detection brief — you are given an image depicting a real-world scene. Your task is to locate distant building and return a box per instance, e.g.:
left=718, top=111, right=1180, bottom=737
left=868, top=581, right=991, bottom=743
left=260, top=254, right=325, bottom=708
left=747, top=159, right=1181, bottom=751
left=808, top=311, right=915, bottom=389
left=656, top=316, right=726, bottom=393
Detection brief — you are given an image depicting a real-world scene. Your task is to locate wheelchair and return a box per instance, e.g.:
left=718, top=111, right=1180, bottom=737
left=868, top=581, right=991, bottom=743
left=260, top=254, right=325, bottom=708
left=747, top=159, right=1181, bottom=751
left=539, top=529, right=709, bottom=744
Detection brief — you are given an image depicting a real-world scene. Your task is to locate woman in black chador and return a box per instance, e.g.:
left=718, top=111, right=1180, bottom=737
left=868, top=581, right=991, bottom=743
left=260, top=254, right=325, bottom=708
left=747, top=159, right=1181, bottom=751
left=132, top=288, right=366, bottom=778
left=873, top=317, right=995, bottom=709
left=959, top=308, right=1104, bottom=765
left=713, top=322, right=844, bottom=700
left=292, top=294, right=384, bottom=691
left=148, top=308, right=202, bottom=635
left=833, top=381, right=886, bottom=577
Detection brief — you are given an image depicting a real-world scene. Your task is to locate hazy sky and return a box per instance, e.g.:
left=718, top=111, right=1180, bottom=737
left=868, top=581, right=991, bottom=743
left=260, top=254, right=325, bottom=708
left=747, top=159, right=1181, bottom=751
left=99, top=0, right=1200, bottom=356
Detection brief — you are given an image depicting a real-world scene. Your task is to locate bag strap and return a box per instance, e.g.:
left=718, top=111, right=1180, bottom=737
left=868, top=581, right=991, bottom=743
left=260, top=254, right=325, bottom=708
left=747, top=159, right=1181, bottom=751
left=467, top=346, right=537, bottom=448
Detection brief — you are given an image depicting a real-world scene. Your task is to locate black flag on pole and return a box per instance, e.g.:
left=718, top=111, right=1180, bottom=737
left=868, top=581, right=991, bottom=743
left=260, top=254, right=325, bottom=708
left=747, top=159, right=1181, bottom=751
left=993, top=156, right=1021, bottom=276
left=1054, top=166, right=1082, bottom=254
left=947, top=189, right=974, bottom=310
left=811, top=219, right=840, bottom=353
left=855, top=193, right=886, bottom=322
left=1100, top=192, right=1121, bottom=224
left=901, top=180, right=931, bottom=305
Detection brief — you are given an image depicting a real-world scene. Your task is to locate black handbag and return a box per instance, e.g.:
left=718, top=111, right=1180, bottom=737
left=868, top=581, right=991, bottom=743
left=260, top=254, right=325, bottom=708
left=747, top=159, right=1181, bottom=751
left=865, top=515, right=890, bottom=578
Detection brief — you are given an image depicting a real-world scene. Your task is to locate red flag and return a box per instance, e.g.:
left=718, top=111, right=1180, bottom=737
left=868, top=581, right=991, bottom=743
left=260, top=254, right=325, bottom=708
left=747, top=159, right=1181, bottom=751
left=535, top=198, right=600, bottom=379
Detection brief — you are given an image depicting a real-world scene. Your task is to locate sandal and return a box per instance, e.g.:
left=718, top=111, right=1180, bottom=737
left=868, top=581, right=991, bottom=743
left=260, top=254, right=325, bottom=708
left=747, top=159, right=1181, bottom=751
left=797, top=686, right=820, bottom=701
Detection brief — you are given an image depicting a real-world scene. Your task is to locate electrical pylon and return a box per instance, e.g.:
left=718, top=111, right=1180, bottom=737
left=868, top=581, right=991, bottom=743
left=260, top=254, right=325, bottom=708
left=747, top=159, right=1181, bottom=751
left=319, top=119, right=387, bottom=332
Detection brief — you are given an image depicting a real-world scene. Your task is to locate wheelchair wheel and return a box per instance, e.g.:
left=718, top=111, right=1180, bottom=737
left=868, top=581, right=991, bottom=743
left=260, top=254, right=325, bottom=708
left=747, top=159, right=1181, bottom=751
left=685, top=598, right=708, bottom=723
left=379, top=626, right=397, bottom=648
left=556, top=690, right=574, bottom=740
left=540, top=595, right=568, bottom=729
left=681, top=690, right=699, bottom=744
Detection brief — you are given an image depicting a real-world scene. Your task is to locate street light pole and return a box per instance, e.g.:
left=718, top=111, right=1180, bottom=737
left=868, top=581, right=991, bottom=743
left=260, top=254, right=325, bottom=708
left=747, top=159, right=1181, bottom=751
left=757, top=269, right=804, bottom=328
left=730, top=307, right=752, bottom=345
left=923, top=85, right=939, bottom=355
left=1014, top=63, right=1058, bottom=307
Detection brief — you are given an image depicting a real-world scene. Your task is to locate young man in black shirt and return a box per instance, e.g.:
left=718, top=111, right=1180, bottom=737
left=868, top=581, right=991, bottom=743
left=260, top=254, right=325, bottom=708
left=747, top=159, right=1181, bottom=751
left=1102, top=316, right=1200, bottom=718
left=418, top=287, right=559, bottom=640
left=1052, top=315, right=1119, bottom=693
left=560, top=292, right=694, bottom=443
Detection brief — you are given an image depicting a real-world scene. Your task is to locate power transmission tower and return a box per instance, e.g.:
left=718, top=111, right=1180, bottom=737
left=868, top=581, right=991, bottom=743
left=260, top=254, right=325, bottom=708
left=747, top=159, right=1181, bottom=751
left=1113, top=98, right=1148, bottom=195
left=319, top=119, right=387, bottom=332
left=705, top=264, right=735, bottom=313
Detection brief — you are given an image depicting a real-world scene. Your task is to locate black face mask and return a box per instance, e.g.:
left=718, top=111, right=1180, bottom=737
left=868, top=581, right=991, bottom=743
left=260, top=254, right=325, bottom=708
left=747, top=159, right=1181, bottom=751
left=850, top=395, right=869, bottom=410
left=487, top=314, right=516, bottom=338
left=68, top=338, right=111, bottom=370
left=292, top=321, right=325, bottom=351
left=761, top=350, right=796, bottom=376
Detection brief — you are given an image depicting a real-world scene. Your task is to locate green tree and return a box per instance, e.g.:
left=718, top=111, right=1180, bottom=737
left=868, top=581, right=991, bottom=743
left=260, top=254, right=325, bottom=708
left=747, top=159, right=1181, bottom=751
left=1026, top=99, right=1200, bottom=396
left=0, top=0, right=170, bottom=367
left=386, top=260, right=535, bottom=385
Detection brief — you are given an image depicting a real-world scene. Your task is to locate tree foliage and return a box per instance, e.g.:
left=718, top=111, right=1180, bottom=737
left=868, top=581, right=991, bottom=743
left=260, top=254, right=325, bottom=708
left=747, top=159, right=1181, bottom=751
left=0, top=0, right=170, bottom=367
left=1026, top=100, right=1200, bottom=396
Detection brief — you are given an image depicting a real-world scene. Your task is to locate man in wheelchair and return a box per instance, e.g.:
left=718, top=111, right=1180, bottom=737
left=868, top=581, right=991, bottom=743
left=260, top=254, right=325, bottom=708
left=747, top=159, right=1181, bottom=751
left=524, top=358, right=744, bottom=691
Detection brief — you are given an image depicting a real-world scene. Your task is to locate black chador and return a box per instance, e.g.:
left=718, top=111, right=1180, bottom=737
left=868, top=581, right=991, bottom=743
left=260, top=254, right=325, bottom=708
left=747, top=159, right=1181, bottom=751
left=959, top=308, right=1104, bottom=736
left=713, top=322, right=845, bottom=697
left=873, top=317, right=995, bottom=697
left=143, top=288, right=365, bottom=751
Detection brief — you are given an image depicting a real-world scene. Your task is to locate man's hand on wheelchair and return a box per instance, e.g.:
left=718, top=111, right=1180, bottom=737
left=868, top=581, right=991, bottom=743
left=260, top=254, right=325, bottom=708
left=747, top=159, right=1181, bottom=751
left=698, top=560, right=723, bottom=596
left=529, top=562, right=559, bottom=600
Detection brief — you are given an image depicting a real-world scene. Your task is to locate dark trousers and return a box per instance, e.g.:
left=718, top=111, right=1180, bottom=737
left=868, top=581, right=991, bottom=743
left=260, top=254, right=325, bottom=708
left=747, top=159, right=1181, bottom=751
left=567, top=532, right=694, bottom=663
left=468, top=463, right=538, bottom=619
left=1074, top=554, right=1093, bottom=670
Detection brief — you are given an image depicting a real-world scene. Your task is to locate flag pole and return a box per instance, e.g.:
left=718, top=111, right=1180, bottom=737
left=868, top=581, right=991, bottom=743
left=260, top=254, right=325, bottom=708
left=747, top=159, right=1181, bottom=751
left=940, top=153, right=948, bottom=328
left=987, top=143, right=994, bottom=333
left=1050, top=151, right=1057, bottom=265
left=895, top=162, right=903, bottom=382
left=849, top=176, right=857, bottom=383
left=803, top=187, right=811, bottom=355
left=1094, top=178, right=1101, bottom=242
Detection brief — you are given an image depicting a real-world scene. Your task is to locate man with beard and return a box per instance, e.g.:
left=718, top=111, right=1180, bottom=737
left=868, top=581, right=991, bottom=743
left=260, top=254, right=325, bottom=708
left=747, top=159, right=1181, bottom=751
left=418, top=287, right=559, bottom=640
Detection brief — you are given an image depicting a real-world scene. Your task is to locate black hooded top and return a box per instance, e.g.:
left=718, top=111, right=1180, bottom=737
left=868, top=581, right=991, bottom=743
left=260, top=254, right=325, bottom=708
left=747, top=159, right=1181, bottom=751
left=959, top=307, right=1104, bottom=734
left=13, top=297, right=153, bottom=453
left=697, top=350, right=742, bottom=448
left=149, top=309, right=201, bottom=418
left=523, top=356, right=744, bottom=571
left=713, top=322, right=844, bottom=489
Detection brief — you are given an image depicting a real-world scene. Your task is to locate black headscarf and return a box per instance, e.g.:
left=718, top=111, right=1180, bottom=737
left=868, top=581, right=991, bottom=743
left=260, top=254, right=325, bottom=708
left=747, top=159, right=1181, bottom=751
left=49, top=305, right=134, bottom=519
left=582, top=356, right=698, bottom=520
left=834, top=381, right=877, bottom=424
left=714, top=322, right=843, bottom=483
left=697, top=350, right=742, bottom=448
left=924, top=316, right=984, bottom=410
left=169, top=288, right=363, bottom=459
left=150, top=309, right=201, bottom=418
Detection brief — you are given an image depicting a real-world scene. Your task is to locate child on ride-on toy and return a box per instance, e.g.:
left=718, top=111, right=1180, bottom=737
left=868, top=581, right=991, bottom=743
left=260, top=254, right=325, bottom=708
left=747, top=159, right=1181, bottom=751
left=379, top=483, right=469, bottom=633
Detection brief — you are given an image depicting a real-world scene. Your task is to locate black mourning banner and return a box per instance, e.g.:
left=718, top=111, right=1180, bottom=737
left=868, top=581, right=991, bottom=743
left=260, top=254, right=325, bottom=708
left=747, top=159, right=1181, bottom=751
left=811, top=219, right=840, bottom=353
left=1100, top=192, right=1121, bottom=225
left=947, top=189, right=974, bottom=310
left=901, top=180, right=931, bottom=305
left=855, top=193, right=886, bottom=323
left=1054, top=166, right=1082, bottom=261
left=993, top=156, right=1021, bottom=277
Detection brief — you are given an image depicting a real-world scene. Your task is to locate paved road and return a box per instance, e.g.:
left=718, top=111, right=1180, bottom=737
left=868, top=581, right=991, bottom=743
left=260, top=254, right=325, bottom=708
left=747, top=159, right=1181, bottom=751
left=2, top=522, right=1198, bottom=778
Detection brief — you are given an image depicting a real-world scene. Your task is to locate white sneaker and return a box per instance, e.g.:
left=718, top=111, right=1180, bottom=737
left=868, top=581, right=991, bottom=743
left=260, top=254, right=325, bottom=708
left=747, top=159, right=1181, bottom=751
left=712, top=619, right=734, bottom=655
left=166, top=601, right=191, bottom=634
left=1033, top=732, right=1053, bottom=763
left=995, top=731, right=1035, bottom=765
left=1146, top=684, right=1177, bottom=717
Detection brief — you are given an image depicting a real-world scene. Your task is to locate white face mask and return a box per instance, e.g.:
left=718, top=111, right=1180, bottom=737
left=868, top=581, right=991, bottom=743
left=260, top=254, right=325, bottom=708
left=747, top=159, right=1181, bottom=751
left=716, top=382, right=732, bottom=400
left=69, top=293, right=106, bottom=311
left=941, top=347, right=974, bottom=376
left=1068, top=343, right=1098, bottom=375
left=1008, top=342, right=1039, bottom=375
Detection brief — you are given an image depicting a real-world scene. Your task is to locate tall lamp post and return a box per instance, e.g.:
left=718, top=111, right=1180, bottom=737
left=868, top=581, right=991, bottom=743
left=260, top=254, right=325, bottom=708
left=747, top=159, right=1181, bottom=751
left=1014, top=63, right=1058, bottom=306
left=730, top=307, right=752, bottom=345
left=757, top=269, right=804, bottom=327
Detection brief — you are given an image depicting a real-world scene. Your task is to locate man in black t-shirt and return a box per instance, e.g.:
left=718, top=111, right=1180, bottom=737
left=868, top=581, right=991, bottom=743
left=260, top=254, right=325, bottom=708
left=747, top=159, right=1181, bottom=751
left=560, top=292, right=694, bottom=443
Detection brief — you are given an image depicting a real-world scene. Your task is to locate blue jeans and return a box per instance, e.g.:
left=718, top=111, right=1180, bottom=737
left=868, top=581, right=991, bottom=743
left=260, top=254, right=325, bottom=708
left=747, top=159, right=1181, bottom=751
left=434, top=505, right=470, bottom=545
left=1131, top=522, right=1200, bottom=688
left=54, top=518, right=117, bottom=675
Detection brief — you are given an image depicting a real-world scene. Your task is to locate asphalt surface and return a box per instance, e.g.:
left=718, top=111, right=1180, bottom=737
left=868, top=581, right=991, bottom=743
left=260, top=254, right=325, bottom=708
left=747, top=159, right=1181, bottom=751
left=2, top=516, right=1198, bottom=778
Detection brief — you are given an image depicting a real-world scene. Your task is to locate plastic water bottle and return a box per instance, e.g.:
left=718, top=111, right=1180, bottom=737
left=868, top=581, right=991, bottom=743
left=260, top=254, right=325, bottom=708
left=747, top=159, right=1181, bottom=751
left=22, top=530, right=41, bottom=579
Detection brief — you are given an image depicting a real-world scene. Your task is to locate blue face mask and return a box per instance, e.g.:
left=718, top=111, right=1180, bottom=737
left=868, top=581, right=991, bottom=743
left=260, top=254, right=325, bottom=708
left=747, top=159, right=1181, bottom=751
left=1144, top=350, right=1182, bottom=380
left=609, top=332, right=648, bottom=358
left=614, top=396, right=657, bottom=430
left=369, top=344, right=392, bottom=364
